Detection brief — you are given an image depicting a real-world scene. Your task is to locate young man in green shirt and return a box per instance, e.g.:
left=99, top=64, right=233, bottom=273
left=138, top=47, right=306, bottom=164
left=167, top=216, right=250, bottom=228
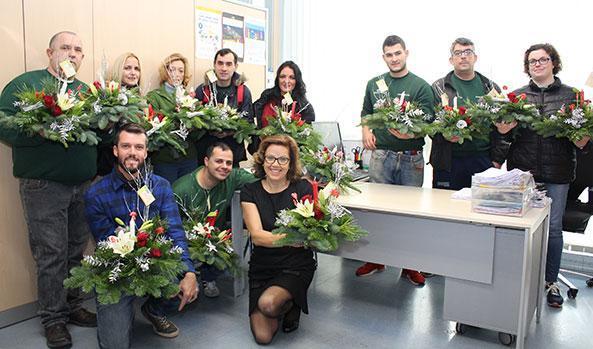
left=357, top=35, right=435, bottom=286
left=430, top=37, right=501, bottom=190
left=173, top=142, right=256, bottom=297
left=0, top=31, right=97, bottom=348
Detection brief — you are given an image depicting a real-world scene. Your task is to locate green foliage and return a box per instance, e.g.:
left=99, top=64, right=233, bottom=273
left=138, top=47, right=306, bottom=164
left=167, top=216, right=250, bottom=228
left=301, top=148, right=361, bottom=194
left=361, top=101, right=431, bottom=137
left=200, top=104, right=257, bottom=144
left=425, top=105, right=491, bottom=144
left=532, top=103, right=593, bottom=142
left=257, top=107, right=322, bottom=154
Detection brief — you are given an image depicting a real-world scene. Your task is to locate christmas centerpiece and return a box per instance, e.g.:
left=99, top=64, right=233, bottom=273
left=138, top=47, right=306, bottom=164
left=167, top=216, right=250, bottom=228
left=425, top=97, right=491, bottom=144
left=86, top=80, right=147, bottom=130
left=301, top=146, right=360, bottom=193
left=258, top=100, right=322, bottom=153
left=0, top=78, right=98, bottom=147
left=467, top=86, right=539, bottom=128
left=199, top=91, right=256, bottom=144
left=64, top=213, right=187, bottom=305
left=180, top=209, right=240, bottom=275
left=361, top=91, right=431, bottom=137
left=140, top=104, right=186, bottom=155
left=272, top=181, right=367, bottom=252
left=532, top=89, right=593, bottom=142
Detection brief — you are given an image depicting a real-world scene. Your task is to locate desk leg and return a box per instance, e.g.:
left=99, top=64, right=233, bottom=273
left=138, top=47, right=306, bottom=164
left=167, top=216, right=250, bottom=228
left=516, top=228, right=533, bottom=349
left=536, top=215, right=550, bottom=323
left=231, top=191, right=247, bottom=298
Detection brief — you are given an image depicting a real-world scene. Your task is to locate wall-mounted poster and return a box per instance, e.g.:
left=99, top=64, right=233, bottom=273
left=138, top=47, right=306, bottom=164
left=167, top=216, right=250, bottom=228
left=222, top=12, right=245, bottom=62
left=244, top=18, right=266, bottom=65
left=195, top=6, right=222, bottom=60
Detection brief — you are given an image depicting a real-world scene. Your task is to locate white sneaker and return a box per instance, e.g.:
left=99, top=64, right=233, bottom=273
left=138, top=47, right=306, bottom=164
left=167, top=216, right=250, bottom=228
left=203, top=281, right=220, bottom=298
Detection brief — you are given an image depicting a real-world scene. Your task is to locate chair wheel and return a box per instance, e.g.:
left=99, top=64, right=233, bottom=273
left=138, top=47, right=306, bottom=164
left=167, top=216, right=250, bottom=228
left=567, top=288, right=578, bottom=299
left=498, top=332, right=516, bottom=346
left=586, top=278, right=593, bottom=287
left=455, top=322, right=466, bottom=334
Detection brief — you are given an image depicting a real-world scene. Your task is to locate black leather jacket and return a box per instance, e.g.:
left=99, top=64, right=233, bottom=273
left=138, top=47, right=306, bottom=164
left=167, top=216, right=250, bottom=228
left=493, top=77, right=576, bottom=183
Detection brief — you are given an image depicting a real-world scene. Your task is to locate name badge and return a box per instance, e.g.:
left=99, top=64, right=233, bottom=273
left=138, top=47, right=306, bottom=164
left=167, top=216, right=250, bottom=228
left=206, top=70, right=218, bottom=83
left=283, top=92, right=293, bottom=104
left=137, top=185, right=156, bottom=206
left=59, top=60, right=76, bottom=78
left=375, top=79, right=388, bottom=93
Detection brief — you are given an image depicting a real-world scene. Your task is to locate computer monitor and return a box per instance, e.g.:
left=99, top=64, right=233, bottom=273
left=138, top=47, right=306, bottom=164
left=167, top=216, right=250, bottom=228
left=311, top=121, right=344, bottom=153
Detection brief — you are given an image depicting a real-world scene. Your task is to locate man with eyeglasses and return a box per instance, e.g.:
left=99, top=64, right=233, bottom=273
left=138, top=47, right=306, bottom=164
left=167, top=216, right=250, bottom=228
left=357, top=35, right=435, bottom=286
left=430, top=37, right=501, bottom=190
left=493, top=43, right=590, bottom=308
left=173, top=142, right=256, bottom=298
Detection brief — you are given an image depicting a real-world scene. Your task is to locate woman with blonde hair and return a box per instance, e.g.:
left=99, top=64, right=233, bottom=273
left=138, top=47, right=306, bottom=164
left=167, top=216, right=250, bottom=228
left=146, top=53, right=198, bottom=183
left=108, top=52, right=142, bottom=89
left=241, top=134, right=316, bottom=344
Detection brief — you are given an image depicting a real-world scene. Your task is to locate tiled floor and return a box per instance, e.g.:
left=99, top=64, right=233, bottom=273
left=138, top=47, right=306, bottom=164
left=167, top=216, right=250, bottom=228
left=1, top=254, right=592, bottom=348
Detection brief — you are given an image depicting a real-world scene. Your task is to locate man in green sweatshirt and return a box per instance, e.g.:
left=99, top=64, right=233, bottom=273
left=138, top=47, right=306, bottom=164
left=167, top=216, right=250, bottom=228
left=0, top=31, right=97, bottom=348
left=173, top=142, right=256, bottom=297
left=356, top=35, right=435, bottom=286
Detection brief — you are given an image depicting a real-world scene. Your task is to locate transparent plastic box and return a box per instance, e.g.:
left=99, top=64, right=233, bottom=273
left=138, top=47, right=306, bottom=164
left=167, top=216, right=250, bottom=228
left=471, top=184, right=533, bottom=217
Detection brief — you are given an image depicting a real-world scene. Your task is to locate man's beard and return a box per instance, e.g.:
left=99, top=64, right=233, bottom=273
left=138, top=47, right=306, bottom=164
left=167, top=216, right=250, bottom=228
left=118, top=156, right=144, bottom=175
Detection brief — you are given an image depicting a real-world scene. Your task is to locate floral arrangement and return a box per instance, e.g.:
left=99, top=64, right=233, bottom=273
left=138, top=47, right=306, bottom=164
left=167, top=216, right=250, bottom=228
left=181, top=209, right=240, bottom=275
left=140, top=104, right=186, bottom=155
left=467, top=86, right=539, bottom=127
left=258, top=102, right=322, bottom=153
left=272, top=181, right=367, bottom=252
left=301, top=146, right=360, bottom=193
left=425, top=101, right=491, bottom=144
left=532, top=89, right=593, bottom=142
left=64, top=213, right=187, bottom=305
left=169, top=86, right=208, bottom=138
left=361, top=92, right=431, bottom=136
left=86, top=80, right=147, bottom=130
left=200, top=99, right=256, bottom=144
left=0, top=78, right=98, bottom=147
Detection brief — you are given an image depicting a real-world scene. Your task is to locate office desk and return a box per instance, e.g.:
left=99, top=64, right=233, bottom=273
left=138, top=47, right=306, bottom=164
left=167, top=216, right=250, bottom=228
left=231, top=182, right=550, bottom=349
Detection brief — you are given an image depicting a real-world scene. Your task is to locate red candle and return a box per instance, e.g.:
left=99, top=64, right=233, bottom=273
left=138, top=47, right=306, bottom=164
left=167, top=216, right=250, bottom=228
left=291, top=101, right=296, bottom=118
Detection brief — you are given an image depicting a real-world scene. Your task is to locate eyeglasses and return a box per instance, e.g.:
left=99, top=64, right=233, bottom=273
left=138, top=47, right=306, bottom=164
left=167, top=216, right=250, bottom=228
left=528, top=57, right=551, bottom=66
left=452, top=49, right=475, bottom=57
left=264, top=155, right=290, bottom=166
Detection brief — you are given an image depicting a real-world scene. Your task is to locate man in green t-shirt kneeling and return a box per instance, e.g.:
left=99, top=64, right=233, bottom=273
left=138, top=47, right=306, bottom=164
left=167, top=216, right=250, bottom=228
left=173, top=142, right=256, bottom=297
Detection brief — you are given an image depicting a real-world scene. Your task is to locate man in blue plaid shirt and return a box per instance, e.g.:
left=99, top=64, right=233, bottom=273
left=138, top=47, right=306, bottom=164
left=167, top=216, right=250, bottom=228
left=85, top=123, right=198, bottom=348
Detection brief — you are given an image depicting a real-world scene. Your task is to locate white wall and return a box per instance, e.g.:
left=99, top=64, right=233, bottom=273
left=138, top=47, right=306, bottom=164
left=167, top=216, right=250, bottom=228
left=285, top=0, right=593, bottom=140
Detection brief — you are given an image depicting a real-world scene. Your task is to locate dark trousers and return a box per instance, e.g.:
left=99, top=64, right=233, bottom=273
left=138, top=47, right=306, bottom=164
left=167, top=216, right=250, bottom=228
left=433, top=154, right=492, bottom=190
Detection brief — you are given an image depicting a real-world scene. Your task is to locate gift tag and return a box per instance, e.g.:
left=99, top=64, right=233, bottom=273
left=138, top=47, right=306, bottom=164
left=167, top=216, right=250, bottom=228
left=375, top=79, right=388, bottom=93
left=137, top=185, right=156, bottom=206
left=440, top=93, right=449, bottom=107
left=206, top=70, right=218, bottom=83
left=59, top=60, right=76, bottom=78
left=585, top=72, right=593, bottom=88
left=283, top=92, right=293, bottom=104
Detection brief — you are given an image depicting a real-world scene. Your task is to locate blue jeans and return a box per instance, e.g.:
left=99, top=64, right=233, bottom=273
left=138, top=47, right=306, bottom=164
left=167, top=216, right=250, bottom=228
left=369, top=149, right=424, bottom=187
left=433, top=154, right=492, bottom=190
left=544, top=183, right=570, bottom=283
left=201, top=264, right=222, bottom=282
left=19, top=179, right=91, bottom=328
left=97, top=296, right=177, bottom=349
left=153, top=159, right=198, bottom=184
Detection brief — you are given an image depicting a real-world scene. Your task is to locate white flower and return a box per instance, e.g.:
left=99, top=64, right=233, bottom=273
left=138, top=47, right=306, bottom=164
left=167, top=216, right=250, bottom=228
left=456, top=120, right=467, bottom=129
left=320, top=182, right=339, bottom=201
left=93, top=101, right=102, bottom=113
left=276, top=209, right=294, bottom=226
left=549, top=115, right=558, bottom=121
left=192, top=222, right=215, bottom=236
left=56, top=91, right=77, bottom=111
left=118, top=92, right=128, bottom=105
left=107, top=229, right=136, bottom=257
left=206, top=240, right=218, bottom=252
left=294, top=199, right=314, bottom=218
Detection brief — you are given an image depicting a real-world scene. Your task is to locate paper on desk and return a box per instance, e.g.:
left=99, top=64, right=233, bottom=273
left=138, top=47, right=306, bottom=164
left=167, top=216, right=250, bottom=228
left=451, top=187, right=472, bottom=200
left=472, top=168, right=533, bottom=188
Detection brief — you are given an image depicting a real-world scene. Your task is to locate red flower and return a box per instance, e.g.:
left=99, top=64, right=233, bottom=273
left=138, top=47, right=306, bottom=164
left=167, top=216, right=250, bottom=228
left=297, top=120, right=305, bottom=127
left=157, top=113, right=165, bottom=122
left=221, top=232, right=232, bottom=242
left=508, top=92, right=518, bottom=103
left=569, top=104, right=576, bottom=111
left=136, top=232, right=149, bottom=247
left=458, top=106, right=467, bottom=115
left=300, top=194, right=313, bottom=203
left=313, top=206, right=324, bottom=220
left=444, top=106, right=453, bottom=111
left=149, top=248, right=162, bottom=258
left=465, top=117, right=472, bottom=126
left=51, top=105, right=62, bottom=116
left=205, top=233, right=212, bottom=239
left=206, top=210, right=219, bottom=227
left=400, top=100, right=407, bottom=112
left=43, top=95, right=55, bottom=107
left=518, top=93, right=527, bottom=101
left=93, top=81, right=102, bottom=90
left=502, top=85, right=508, bottom=90
left=147, top=104, right=154, bottom=120
left=154, top=226, right=165, bottom=235
left=76, top=85, right=82, bottom=91
left=330, top=188, right=340, bottom=198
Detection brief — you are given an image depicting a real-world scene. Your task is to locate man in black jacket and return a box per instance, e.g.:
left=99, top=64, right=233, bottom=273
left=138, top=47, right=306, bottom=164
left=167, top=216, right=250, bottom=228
left=430, top=38, right=500, bottom=190
left=493, top=43, right=590, bottom=308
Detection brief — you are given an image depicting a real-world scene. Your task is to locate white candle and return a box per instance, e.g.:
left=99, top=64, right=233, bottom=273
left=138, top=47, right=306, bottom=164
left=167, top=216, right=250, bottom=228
left=453, top=97, right=458, bottom=110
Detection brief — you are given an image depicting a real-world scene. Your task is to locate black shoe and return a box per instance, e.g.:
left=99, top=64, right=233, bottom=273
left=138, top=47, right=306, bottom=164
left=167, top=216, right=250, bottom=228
left=141, top=302, right=179, bottom=338
left=45, top=323, right=72, bottom=349
left=546, top=282, right=564, bottom=308
left=282, top=304, right=301, bottom=333
left=68, top=308, right=97, bottom=327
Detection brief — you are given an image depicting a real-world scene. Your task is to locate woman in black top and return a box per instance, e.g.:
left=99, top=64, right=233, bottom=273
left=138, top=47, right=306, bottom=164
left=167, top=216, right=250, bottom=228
left=241, top=135, right=315, bottom=344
